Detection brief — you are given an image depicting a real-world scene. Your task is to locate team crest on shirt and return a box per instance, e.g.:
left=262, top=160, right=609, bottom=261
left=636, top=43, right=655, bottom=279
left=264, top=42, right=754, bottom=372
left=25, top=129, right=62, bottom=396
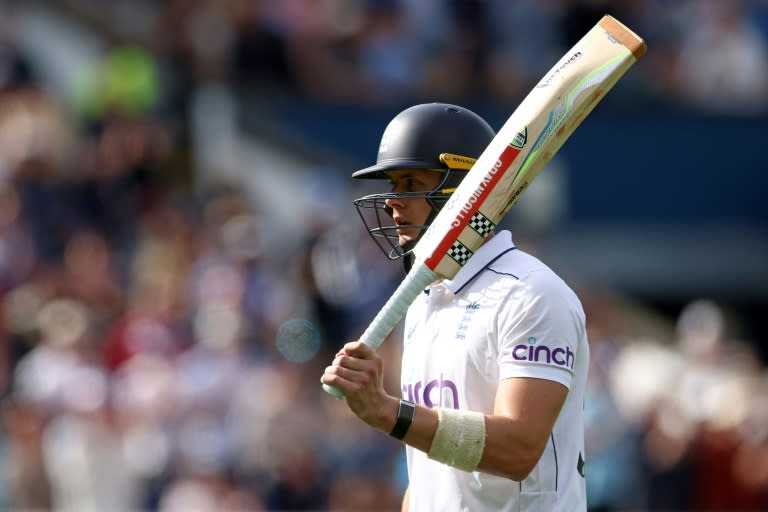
left=455, top=301, right=480, bottom=340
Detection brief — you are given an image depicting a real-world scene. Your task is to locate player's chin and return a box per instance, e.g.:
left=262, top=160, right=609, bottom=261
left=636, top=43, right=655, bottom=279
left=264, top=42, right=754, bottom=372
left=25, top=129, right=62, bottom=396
left=398, top=232, right=418, bottom=248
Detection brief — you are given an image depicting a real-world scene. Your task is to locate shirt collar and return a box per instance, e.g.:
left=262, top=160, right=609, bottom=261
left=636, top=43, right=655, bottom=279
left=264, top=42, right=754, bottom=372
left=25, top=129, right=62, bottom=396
left=440, top=230, right=515, bottom=294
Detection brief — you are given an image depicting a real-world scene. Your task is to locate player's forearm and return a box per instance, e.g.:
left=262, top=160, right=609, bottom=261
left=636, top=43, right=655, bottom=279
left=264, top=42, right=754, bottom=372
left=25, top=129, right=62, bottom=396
left=374, top=400, right=546, bottom=481
left=398, top=402, right=439, bottom=454
left=476, top=415, right=549, bottom=480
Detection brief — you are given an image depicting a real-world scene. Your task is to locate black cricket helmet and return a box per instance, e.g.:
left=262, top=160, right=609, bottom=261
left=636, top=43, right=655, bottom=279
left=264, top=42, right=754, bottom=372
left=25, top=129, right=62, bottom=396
left=352, top=103, right=495, bottom=261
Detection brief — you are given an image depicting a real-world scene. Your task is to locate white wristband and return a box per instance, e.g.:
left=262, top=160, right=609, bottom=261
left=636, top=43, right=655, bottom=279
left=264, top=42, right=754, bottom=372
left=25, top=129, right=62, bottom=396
left=428, top=408, right=487, bottom=472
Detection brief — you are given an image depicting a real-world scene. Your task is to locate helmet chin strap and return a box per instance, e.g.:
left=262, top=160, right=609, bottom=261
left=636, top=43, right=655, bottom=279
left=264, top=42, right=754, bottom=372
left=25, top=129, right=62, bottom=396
left=402, top=241, right=416, bottom=273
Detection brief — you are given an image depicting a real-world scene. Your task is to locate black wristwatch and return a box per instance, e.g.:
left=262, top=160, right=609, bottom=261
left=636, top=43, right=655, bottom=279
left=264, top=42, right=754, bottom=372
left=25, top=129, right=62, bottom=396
left=389, top=399, right=416, bottom=440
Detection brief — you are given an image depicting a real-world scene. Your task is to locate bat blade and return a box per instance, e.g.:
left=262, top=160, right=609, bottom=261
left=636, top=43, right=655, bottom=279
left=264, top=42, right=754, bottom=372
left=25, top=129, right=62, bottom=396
left=323, top=15, right=646, bottom=398
left=414, top=14, right=646, bottom=278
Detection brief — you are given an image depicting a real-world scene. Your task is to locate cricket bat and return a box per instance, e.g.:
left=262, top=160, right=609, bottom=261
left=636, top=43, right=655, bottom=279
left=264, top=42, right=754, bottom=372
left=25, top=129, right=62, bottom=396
left=323, top=15, right=646, bottom=398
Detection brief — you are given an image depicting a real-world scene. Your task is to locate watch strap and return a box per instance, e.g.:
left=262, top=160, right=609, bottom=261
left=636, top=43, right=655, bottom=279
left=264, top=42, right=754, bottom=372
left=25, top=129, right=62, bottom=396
left=389, top=399, right=416, bottom=440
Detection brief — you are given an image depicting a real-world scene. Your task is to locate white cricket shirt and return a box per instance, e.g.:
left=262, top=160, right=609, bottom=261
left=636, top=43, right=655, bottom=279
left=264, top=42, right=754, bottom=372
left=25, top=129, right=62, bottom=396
left=401, top=230, right=588, bottom=512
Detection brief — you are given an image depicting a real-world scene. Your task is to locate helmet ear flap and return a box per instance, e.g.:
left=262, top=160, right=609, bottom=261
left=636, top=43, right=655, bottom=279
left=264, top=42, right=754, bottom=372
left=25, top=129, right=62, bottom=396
left=427, top=168, right=467, bottom=212
left=442, top=169, right=468, bottom=191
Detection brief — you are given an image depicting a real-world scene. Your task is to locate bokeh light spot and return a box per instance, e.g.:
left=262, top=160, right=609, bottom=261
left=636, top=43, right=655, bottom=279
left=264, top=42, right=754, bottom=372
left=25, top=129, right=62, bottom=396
left=275, top=318, right=321, bottom=363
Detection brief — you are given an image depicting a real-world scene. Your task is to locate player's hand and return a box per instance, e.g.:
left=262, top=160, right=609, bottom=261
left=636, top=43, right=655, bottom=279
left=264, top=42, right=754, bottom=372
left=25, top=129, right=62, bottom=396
left=321, top=341, right=396, bottom=431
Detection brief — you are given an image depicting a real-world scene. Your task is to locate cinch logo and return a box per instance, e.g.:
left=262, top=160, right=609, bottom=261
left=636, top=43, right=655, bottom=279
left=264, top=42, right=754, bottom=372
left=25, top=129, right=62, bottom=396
left=512, top=337, right=575, bottom=369
left=402, top=374, right=459, bottom=409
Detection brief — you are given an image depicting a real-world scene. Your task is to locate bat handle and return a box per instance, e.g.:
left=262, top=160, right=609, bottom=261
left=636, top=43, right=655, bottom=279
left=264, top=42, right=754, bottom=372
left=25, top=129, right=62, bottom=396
left=322, top=262, right=438, bottom=399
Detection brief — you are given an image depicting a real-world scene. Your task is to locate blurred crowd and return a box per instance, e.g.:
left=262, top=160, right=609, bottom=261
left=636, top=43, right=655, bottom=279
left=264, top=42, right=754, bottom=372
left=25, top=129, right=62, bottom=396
left=145, top=0, right=768, bottom=113
left=583, top=295, right=768, bottom=511
left=0, top=0, right=765, bottom=511
left=0, top=54, right=407, bottom=510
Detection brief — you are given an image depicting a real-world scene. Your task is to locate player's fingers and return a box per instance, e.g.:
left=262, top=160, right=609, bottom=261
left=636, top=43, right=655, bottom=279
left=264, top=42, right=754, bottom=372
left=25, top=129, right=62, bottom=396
left=320, top=372, right=350, bottom=391
left=321, top=366, right=363, bottom=390
left=342, top=340, right=375, bottom=358
left=335, top=340, right=363, bottom=357
left=332, top=353, right=376, bottom=371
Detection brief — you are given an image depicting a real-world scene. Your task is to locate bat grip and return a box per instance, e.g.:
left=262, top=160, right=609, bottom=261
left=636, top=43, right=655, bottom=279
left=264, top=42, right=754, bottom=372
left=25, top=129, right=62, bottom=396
left=322, top=262, right=438, bottom=399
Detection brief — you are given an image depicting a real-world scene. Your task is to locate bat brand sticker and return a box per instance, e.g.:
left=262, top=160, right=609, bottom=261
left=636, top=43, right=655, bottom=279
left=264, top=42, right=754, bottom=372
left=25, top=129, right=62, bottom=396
left=604, top=29, right=620, bottom=45
left=449, top=158, right=504, bottom=228
left=510, top=127, right=528, bottom=149
left=537, top=51, right=583, bottom=88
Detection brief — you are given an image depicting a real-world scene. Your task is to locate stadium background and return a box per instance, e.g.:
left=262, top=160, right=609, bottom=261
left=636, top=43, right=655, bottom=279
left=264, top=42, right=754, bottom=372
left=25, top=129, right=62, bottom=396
left=0, top=0, right=766, bottom=510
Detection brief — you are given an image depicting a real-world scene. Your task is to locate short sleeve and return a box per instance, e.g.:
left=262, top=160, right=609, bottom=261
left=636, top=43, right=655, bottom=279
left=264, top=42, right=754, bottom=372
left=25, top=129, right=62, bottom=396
left=494, top=271, right=585, bottom=389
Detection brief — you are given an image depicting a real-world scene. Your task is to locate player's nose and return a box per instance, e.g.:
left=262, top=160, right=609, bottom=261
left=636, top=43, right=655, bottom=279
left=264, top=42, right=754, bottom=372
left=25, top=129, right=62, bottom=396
left=384, top=196, right=405, bottom=211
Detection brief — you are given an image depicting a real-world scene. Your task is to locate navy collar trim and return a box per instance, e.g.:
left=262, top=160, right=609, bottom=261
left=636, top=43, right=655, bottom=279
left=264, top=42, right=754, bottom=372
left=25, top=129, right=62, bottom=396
left=452, top=246, right=517, bottom=295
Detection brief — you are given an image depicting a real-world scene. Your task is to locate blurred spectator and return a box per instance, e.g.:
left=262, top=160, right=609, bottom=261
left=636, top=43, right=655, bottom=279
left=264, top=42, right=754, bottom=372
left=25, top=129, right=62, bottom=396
left=355, top=0, right=425, bottom=105
left=604, top=298, right=768, bottom=510
left=673, top=300, right=768, bottom=510
left=582, top=290, right=648, bottom=511
left=229, top=0, right=299, bottom=92
left=61, top=229, right=123, bottom=324
left=0, top=397, right=51, bottom=510
left=0, top=183, right=36, bottom=294
left=101, top=226, right=193, bottom=372
left=484, top=0, right=561, bottom=103
left=157, top=472, right=263, bottom=512
left=11, top=298, right=143, bottom=511
left=674, top=0, right=768, bottom=114
left=0, top=3, right=35, bottom=94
